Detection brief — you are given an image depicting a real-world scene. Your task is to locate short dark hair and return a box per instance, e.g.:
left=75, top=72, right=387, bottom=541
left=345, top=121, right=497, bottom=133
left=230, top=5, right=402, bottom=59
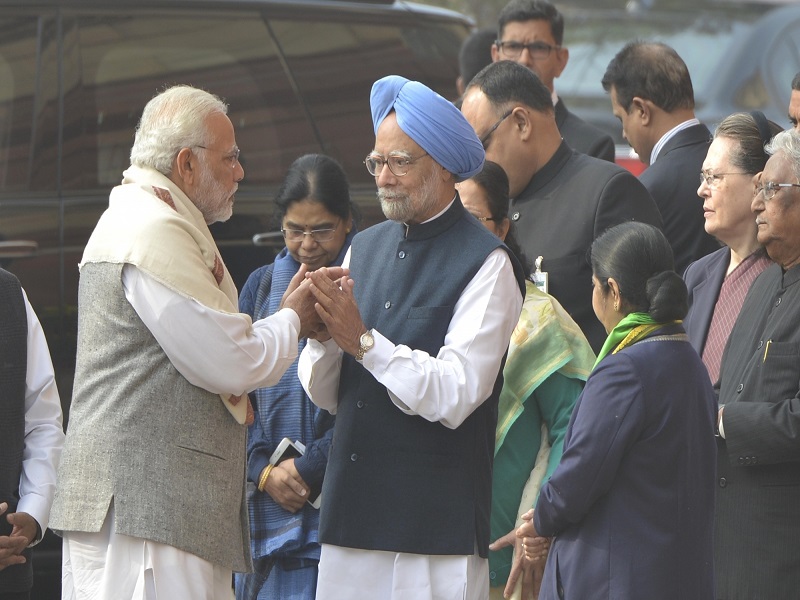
left=467, top=60, right=553, bottom=116
left=459, top=28, right=496, bottom=90
left=715, top=112, right=783, bottom=175
left=273, top=153, right=360, bottom=227
left=601, top=41, right=694, bottom=113
left=792, top=72, right=800, bottom=91
left=468, top=161, right=531, bottom=272
left=497, top=0, right=564, bottom=45
left=591, top=222, right=687, bottom=322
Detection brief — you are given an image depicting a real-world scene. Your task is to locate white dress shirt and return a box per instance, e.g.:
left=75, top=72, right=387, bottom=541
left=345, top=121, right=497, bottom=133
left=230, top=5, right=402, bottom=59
left=650, top=118, right=701, bottom=164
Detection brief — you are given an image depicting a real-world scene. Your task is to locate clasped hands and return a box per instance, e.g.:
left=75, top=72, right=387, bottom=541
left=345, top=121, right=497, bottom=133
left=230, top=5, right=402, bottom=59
left=280, top=264, right=366, bottom=354
left=0, top=502, right=38, bottom=571
left=489, top=509, right=551, bottom=599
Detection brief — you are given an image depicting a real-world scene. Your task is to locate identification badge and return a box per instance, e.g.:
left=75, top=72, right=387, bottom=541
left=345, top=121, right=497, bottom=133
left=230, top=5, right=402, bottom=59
left=532, top=256, right=548, bottom=293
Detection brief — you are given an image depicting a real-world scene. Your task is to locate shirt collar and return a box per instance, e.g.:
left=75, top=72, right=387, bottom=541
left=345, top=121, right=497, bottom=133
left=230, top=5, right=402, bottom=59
left=650, top=118, right=700, bottom=165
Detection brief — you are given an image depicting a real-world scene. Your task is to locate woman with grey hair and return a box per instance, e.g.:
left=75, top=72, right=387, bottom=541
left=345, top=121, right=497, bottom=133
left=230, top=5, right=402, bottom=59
left=683, top=111, right=782, bottom=384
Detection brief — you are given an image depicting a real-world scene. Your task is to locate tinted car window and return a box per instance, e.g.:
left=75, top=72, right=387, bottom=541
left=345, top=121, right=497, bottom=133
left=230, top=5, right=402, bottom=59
left=0, top=0, right=467, bottom=408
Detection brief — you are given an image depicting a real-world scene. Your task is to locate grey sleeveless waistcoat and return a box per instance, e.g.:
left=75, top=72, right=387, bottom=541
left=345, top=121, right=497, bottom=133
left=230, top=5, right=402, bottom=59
left=50, top=262, right=251, bottom=571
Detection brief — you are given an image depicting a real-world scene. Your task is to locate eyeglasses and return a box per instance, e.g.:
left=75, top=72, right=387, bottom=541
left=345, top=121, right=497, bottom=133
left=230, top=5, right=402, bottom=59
left=699, top=170, right=749, bottom=189
left=480, top=109, right=514, bottom=150
left=495, top=40, right=561, bottom=60
left=195, top=145, right=241, bottom=168
left=281, top=222, right=339, bottom=243
left=754, top=180, right=800, bottom=200
left=364, top=151, right=429, bottom=177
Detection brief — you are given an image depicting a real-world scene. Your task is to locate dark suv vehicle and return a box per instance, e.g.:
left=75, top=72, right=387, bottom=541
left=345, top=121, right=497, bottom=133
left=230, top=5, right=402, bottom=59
left=0, top=0, right=470, bottom=596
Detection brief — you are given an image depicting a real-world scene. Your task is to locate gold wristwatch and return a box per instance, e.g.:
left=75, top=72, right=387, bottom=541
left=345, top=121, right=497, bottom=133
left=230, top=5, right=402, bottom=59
left=355, top=329, right=374, bottom=361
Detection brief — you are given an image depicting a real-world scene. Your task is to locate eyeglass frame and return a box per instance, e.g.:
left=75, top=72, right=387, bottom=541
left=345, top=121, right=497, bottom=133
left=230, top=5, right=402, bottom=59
left=495, top=40, right=561, bottom=60
left=364, top=151, right=429, bottom=177
left=281, top=220, right=341, bottom=243
left=699, top=170, right=749, bottom=189
left=194, top=145, right=241, bottom=168
left=480, top=109, right=514, bottom=150
left=754, top=180, right=800, bottom=201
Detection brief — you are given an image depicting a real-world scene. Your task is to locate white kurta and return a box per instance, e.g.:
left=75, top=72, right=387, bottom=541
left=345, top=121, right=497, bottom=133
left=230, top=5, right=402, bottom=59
left=62, top=265, right=303, bottom=600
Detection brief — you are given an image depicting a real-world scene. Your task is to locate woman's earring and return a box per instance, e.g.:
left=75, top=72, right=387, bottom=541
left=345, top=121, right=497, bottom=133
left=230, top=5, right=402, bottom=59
left=613, top=300, right=619, bottom=312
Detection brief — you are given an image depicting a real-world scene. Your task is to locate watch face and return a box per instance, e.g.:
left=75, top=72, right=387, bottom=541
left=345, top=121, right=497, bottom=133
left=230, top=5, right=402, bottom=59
left=361, top=331, right=374, bottom=348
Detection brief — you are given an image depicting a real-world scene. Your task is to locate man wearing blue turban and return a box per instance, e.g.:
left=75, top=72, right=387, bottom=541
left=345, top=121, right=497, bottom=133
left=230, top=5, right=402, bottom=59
left=298, top=76, right=526, bottom=599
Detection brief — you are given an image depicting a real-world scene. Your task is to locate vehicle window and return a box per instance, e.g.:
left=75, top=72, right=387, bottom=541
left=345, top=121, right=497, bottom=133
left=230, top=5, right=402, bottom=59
left=274, top=16, right=465, bottom=184
left=0, top=14, right=60, bottom=192
left=60, top=10, right=318, bottom=191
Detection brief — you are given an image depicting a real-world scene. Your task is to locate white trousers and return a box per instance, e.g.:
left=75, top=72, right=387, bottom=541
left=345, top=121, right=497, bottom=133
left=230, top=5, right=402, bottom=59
left=61, top=507, right=234, bottom=600
left=315, top=544, right=489, bottom=600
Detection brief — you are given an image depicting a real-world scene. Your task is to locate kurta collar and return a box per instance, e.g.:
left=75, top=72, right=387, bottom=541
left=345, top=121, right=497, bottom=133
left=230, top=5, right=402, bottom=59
left=403, top=194, right=465, bottom=241
left=781, top=262, right=800, bottom=288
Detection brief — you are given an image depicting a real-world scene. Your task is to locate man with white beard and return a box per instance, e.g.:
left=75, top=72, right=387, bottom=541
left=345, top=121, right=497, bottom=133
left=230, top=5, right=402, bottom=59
left=297, top=75, right=526, bottom=600
left=51, top=85, right=329, bottom=599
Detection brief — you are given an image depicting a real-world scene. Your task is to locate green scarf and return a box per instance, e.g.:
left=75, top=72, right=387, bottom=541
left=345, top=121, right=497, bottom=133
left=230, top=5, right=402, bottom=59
left=593, top=312, right=664, bottom=369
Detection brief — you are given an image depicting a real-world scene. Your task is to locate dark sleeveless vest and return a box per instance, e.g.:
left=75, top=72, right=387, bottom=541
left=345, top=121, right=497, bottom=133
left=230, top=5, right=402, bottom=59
left=0, top=268, right=33, bottom=592
left=318, top=198, right=525, bottom=557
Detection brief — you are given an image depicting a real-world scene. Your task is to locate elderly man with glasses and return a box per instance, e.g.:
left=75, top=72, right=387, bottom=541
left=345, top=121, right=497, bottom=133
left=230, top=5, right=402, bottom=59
left=461, top=60, right=661, bottom=353
left=492, top=0, right=615, bottom=162
left=297, top=75, right=526, bottom=600
left=713, top=128, right=800, bottom=600
left=51, top=85, right=327, bottom=599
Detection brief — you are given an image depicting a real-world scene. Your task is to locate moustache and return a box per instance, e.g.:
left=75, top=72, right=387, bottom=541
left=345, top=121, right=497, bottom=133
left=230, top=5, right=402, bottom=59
left=378, top=188, right=407, bottom=202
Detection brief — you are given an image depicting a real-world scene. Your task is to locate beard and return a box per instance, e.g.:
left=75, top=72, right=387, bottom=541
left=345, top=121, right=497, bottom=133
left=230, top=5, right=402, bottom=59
left=194, top=159, right=236, bottom=224
left=377, top=166, right=440, bottom=223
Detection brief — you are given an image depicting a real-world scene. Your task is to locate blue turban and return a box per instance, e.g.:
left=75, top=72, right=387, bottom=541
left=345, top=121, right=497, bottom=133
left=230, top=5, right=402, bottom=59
left=370, top=75, right=485, bottom=181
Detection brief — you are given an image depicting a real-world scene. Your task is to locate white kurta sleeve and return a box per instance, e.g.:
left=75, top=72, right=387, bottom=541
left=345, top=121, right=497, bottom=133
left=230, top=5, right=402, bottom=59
left=298, top=338, right=343, bottom=414
left=122, top=264, right=300, bottom=396
left=18, top=289, right=65, bottom=537
left=362, top=248, right=521, bottom=429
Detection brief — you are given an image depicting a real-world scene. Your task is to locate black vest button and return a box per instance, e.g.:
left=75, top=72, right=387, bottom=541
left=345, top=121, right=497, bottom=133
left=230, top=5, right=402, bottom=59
left=719, top=477, right=727, bottom=487
left=350, top=453, right=358, bottom=462
left=385, top=301, right=391, bottom=309
left=398, top=251, right=406, bottom=259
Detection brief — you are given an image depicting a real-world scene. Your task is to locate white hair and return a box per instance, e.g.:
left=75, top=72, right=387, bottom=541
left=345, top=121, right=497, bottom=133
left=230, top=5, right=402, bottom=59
left=765, top=129, right=800, bottom=182
left=129, top=85, right=228, bottom=175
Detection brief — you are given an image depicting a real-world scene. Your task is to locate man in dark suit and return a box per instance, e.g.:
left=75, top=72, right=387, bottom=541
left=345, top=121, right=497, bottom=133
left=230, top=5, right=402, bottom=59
left=714, top=129, right=800, bottom=599
left=492, top=0, right=614, bottom=162
left=602, top=41, right=719, bottom=273
left=461, top=61, right=662, bottom=352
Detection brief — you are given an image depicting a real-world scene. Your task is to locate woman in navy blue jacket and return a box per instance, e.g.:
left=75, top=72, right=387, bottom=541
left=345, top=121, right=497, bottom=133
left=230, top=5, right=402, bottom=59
left=519, top=222, right=717, bottom=600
